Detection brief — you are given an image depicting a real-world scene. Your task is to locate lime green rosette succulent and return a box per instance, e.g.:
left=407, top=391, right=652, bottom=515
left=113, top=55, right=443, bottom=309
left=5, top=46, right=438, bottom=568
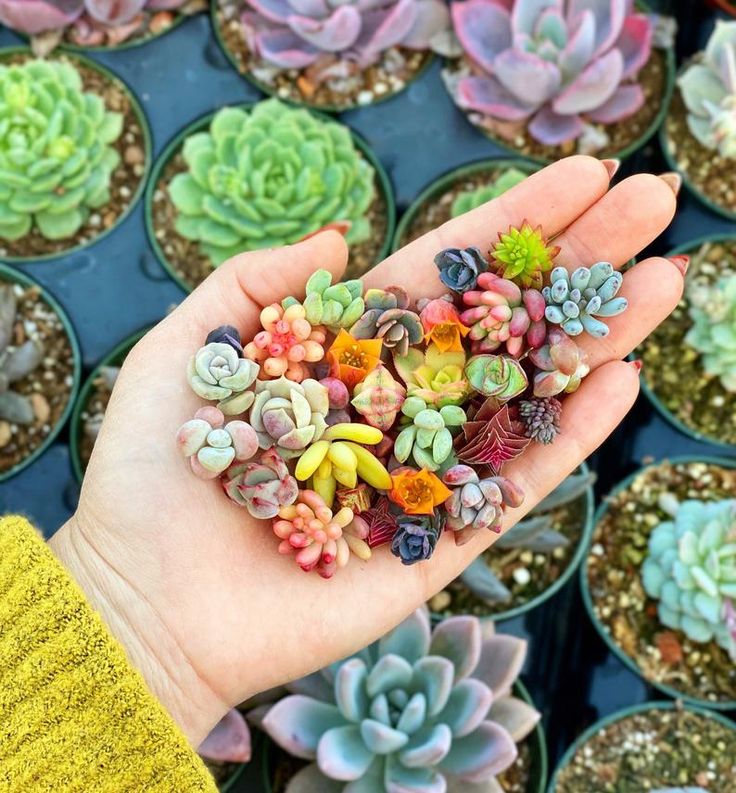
left=394, top=343, right=469, bottom=408
left=168, top=99, right=376, bottom=266
left=0, top=58, right=123, bottom=241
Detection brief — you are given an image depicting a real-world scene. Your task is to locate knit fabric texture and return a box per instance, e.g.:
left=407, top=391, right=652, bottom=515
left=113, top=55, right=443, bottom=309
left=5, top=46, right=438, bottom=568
left=0, top=515, right=217, bottom=792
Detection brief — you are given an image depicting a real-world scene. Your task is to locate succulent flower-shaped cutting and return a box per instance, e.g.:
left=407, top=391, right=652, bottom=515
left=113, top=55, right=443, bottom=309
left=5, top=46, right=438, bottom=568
left=240, top=0, right=450, bottom=71
left=390, top=467, right=452, bottom=516
left=678, top=21, right=736, bottom=159
left=327, top=329, right=383, bottom=390
left=394, top=398, right=467, bottom=471
left=168, top=100, right=375, bottom=265
left=0, top=284, right=44, bottom=425
left=187, top=342, right=260, bottom=415
left=450, top=0, right=654, bottom=146
left=394, top=343, right=469, bottom=408
left=542, top=263, right=627, bottom=338
left=460, top=272, right=546, bottom=356
left=350, top=286, right=423, bottom=358
left=519, top=396, right=562, bottom=445
left=642, top=495, right=736, bottom=660
left=418, top=296, right=470, bottom=354
left=685, top=274, right=736, bottom=392
left=295, top=423, right=392, bottom=507
left=529, top=328, right=589, bottom=397
left=391, top=512, right=444, bottom=564
left=490, top=222, right=560, bottom=289
left=443, top=464, right=525, bottom=544
left=0, top=59, right=123, bottom=242
left=274, top=489, right=371, bottom=578
left=464, top=354, right=528, bottom=402
left=250, top=376, right=330, bottom=458
left=284, top=270, right=365, bottom=332
left=244, top=302, right=326, bottom=382
left=351, top=365, right=406, bottom=431
left=454, top=399, right=531, bottom=474
left=434, top=246, right=489, bottom=294
left=450, top=167, right=528, bottom=218
left=261, top=609, right=540, bottom=793
left=176, top=406, right=258, bottom=478
left=223, top=447, right=299, bottom=519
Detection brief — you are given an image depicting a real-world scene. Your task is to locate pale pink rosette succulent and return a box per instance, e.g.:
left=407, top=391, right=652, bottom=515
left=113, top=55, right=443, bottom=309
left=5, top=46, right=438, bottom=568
left=241, top=0, right=450, bottom=70
left=449, top=0, right=654, bottom=146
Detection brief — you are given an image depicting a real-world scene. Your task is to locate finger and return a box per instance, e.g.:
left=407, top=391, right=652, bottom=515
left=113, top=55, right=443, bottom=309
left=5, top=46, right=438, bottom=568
left=572, top=257, right=684, bottom=370
left=364, top=156, right=612, bottom=297
left=552, top=173, right=678, bottom=272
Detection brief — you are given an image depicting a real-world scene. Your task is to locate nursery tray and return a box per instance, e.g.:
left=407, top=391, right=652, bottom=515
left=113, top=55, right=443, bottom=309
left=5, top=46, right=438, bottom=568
left=1, top=1, right=735, bottom=787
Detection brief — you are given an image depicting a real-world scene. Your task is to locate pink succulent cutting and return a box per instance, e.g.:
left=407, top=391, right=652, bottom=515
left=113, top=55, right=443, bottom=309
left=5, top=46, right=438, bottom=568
left=241, top=0, right=450, bottom=70
left=273, top=490, right=371, bottom=578
left=450, top=0, right=654, bottom=145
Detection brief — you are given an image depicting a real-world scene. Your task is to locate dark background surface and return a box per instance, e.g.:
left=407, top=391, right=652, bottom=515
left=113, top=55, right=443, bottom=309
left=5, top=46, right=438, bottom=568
left=1, top=0, right=734, bottom=786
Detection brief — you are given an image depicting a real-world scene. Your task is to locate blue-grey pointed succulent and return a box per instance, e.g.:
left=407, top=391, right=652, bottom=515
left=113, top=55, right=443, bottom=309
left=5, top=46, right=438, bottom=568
left=542, top=263, right=628, bottom=338
left=261, top=609, right=540, bottom=793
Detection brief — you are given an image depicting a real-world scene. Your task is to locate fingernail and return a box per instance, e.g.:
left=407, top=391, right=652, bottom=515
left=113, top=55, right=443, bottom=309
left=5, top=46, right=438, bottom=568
left=668, top=255, right=690, bottom=277
left=300, top=220, right=352, bottom=242
left=630, top=359, right=643, bottom=374
left=601, top=158, right=621, bottom=179
left=658, top=172, right=682, bottom=196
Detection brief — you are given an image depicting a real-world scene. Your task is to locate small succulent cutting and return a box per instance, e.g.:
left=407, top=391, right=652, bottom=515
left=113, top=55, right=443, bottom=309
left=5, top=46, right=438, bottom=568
left=176, top=222, right=624, bottom=578
left=678, top=21, right=736, bottom=159
left=260, top=609, right=541, bottom=792
left=0, top=59, right=123, bottom=242
left=448, top=0, right=654, bottom=148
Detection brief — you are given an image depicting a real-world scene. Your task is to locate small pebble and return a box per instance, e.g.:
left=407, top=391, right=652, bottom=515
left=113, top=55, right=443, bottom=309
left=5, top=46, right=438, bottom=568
left=512, top=568, right=531, bottom=586
left=124, top=145, right=145, bottom=166
left=30, top=394, right=50, bottom=424
left=0, top=421, right=11, bottom=448
left=429, top=590, right=451, bottom=612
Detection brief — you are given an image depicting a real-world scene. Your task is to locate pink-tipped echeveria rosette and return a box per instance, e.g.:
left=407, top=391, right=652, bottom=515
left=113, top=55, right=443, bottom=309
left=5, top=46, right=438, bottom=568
left=0, top=0, right=202, bottom=53
left=174, top=221, right=628, bottom=579
left=213, top=0, right=453, bottom=110
left=443, top=0, right=675, bottom=162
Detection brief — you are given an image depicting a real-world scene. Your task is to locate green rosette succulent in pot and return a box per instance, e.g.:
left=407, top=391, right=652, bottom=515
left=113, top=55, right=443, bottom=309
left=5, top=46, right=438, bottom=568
left=0, top=48, right=151, bottom=261
left=146, top=98, right=394, bottom=293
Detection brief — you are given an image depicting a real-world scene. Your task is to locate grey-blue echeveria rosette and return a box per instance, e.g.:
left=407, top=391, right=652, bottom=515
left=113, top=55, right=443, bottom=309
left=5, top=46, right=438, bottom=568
left=260, top=609, right=540, bottom=793
left=391, top=513, right=443, bottom=565
left=434, top=246, right=489, bottom=294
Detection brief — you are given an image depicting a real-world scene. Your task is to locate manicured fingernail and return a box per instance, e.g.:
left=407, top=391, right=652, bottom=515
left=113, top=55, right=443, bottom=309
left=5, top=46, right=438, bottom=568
left=300, top=221, right=352, bottom=241
left=668, top=255, right=690, bottom=277
left=630, top=359, right=643, bottom=374
left=658, top=172, right=682, bottom=196
left=601, top=158, right=620, bottom=179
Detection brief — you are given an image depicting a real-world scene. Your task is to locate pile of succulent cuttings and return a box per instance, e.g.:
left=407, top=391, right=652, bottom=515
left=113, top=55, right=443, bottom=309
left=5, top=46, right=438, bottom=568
left=176, top=223, right=628, bottom=579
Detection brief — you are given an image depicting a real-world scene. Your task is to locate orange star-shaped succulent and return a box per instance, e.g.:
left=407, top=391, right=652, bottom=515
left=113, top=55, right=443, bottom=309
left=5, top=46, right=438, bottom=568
left=389, top=467, right=452, bottom=516
left=420, top=298, right=469, bottom=353
left=327, top=329, right=383, bottom=391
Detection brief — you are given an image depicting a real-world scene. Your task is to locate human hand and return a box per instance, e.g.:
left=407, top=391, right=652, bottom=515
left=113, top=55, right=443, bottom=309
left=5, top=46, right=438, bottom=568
left=49, top=156, right=681, bottom=746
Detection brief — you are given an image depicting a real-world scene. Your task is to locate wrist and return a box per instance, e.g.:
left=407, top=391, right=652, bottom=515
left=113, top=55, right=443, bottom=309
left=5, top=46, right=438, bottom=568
left=49, top=515, right=227, bottom=746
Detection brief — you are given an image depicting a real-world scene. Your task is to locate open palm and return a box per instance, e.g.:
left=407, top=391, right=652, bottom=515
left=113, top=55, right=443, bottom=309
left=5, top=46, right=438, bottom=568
left=49, top=156, right=681, bottom=746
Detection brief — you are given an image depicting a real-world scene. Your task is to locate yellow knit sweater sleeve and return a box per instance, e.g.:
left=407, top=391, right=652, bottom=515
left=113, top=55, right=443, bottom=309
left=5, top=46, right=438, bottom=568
left=0, top=515, right=217, bottom=793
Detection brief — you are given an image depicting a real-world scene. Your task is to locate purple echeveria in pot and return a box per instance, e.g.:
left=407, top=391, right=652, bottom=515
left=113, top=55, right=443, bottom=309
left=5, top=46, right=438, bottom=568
left=448, top=0, right=654, bottom=147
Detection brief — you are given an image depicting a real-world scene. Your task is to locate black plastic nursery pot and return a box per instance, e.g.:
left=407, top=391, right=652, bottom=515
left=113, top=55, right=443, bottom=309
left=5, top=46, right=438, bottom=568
left=212, top=758, right=248, bottom=792
left=210, top=0, right=435, bottom=113
left=259, top=680, right=548, bottom=793
left=69, top=328, right=150, bottom=483
left=145, top=102, right=396, bottom=294
left=391, top=158, right=540, bottom=252
left=0, top=263, right=82, bottom=483
left=580, top=454, right=736, bottom=711
left=430, top=462, right=595, bottom=626
left=635, top=233, right=736, bottom=452
left=546, top=699, right=736, bottom=792
left=0, top=47, right=152, bottom=264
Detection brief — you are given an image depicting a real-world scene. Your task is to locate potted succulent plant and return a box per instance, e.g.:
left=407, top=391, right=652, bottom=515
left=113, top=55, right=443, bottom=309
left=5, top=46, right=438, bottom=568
left=199, top=708, right=252, bottom=791
left=582, top=456, right=736, bottom=710
left=0, top=263, right=81, bottom=481
left=637, top=235, right=736, bottom=450
left=0, top=48, right=151, bottom=262
left=393, top=159, right=538, bottom=251
left=661, top=21, right=736, bottom=221
left=256, top=609, right=548, bottom=792
left=146, top=98, right=395, bottom=292
left=0, top=0, right=204, bottom=53
left=548, top=700, right=736, bottom=792
left=70, top=328, right=149, bottom=482
left=211, top=0, right=451, bottom=111
left=443, top=0, right=675, bottom=163
left=429, top=466, right=595, bottom=624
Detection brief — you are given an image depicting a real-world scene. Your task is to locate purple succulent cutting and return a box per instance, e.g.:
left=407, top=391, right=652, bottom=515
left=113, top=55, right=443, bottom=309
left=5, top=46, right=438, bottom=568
left=449, top=0, right=654, bottom=146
